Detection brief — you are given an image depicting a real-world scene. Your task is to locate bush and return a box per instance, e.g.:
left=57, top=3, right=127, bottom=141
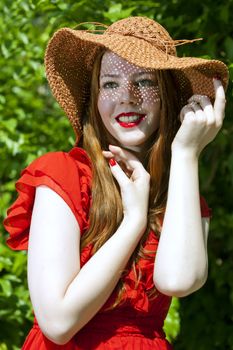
left=1, top=0, right=232, bottom=348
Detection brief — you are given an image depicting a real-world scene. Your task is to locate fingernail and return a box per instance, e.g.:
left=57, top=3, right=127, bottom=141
left=213, top=75, right=221, bottom=80
left=109, top=158, right=116, bottom=166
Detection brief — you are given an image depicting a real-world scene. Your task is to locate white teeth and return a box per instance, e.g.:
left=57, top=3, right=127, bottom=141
left=118, top=115, right=141, bottom=122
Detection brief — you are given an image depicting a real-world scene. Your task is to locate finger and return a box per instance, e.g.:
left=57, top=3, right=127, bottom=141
left=188, top=95, right=215, bottom=124
left=189, top=102, right=206, bottom=123
left=108, top=145, right=141, bottom=169
left=108, top=145, right=132, bottom=160
left=108, top=146, right=134, bottom=171
left=108, top=159, right=130, bottom=187
left=109, top=145, right=150, bottom=187
left=213, top=78, right=226, bottom=125
left=102, top=150, right=114, bottom=159
left=180, top=105, right=194, bottom=123
left=103, top=150, right=128, bottom=166
left=188, top=94, right=209, bottom=104
left=108, top=145, right=149, bottom=182
left=104, top=153, right=132, bottom=178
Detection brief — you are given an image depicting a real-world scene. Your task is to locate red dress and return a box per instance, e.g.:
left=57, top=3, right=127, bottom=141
left=4, top=147, right=211, bottom=350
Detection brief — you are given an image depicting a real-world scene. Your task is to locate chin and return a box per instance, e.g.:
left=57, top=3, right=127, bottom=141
left=116, top=134, right=147, bottom=146
left=119, top=140, right=145, bottom=147
left=118, top=132, right=158, bottom=152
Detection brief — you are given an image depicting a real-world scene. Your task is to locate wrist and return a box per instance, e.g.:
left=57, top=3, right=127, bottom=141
left=171, top=144, right=200, bottom=161
left=121, top=214, right=147, bottom=235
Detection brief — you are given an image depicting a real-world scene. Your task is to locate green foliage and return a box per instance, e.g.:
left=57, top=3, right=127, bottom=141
left=0, top=244, right=32, bottom=349
left=164, top=297, right=180, bottom=343
left=1, top=0, right=232, bottom=348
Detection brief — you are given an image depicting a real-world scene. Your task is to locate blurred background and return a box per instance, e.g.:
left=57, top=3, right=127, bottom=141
left=0, top=0, right=232, bottom=349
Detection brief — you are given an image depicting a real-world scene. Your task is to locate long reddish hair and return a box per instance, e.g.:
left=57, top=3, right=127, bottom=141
left=81, top=50, right=181, bottom=306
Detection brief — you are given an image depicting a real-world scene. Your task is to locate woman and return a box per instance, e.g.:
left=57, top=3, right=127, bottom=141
left=4, top=16, right=228, bottom=349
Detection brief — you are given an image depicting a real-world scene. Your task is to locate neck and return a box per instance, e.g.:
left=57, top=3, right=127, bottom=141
left=124, top=131, right=158, bottom=164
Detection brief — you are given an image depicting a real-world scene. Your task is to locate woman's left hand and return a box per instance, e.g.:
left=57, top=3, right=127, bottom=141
left=172, top=78, right=226, bottom=157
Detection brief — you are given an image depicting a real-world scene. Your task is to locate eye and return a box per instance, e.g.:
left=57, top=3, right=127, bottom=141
left=135, top=79, right=157, bottom=88
left=102, top=81, right=119, bottom=89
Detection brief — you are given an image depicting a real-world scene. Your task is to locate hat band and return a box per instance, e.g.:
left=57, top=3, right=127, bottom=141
left=73, top=21, right=203, bottom=58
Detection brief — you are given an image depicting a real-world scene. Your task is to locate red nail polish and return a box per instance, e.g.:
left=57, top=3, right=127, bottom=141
left=213, top=74, right=221, bottom=80
left=109, top=158, right=116, bottom=166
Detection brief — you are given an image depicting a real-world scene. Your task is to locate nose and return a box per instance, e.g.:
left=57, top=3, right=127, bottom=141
left=118, top=82, right=141, bottom=105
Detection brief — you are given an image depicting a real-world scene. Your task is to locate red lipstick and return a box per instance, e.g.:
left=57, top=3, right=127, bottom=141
left=115, top=112, right=146, bottom=128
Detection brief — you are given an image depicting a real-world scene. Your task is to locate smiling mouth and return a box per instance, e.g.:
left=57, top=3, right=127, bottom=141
left=115, top=112, right=146, bottom=128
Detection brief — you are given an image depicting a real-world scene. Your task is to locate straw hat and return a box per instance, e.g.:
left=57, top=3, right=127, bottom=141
left=45, top=16, right=229, bottom=139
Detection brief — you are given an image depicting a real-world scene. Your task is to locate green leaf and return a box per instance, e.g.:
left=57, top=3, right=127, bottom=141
left=18, top=33, right=29, bottom=45
left=57, top=3, right=69, bottom=10
left=1, top=44, right=10, bottom=58
left=104, top=5, right=136, bottom=22
left=108, top=4, right=122, bottom=14
left=0, top=280, right=12, bottom=297
left=0, top=119, right=18, bottom=133
left=164, top=297, right=180, bottom=342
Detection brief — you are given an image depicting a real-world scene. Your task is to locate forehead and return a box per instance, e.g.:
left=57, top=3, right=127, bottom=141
left=100, top=51, right=155, bottom=75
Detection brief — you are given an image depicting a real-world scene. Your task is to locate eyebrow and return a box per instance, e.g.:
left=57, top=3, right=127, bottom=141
left=100, top=73, right=120, bottom=79
left=100, top=71, right=156, bottom=79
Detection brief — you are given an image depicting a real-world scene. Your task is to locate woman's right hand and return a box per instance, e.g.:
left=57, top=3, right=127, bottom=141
left=172, top=79, right=226, bottom=157
left=102, top=145, right=150, bottom=227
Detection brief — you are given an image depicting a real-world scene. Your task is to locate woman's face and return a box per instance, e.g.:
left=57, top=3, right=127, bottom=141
left=97, top=51, right=161, bottom=151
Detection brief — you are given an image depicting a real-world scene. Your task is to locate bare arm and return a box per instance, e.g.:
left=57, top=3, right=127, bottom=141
left=153, top=151, right=209, bottom=297
left=28, top=152, right=150, bottom=345
left=154, top=79, right=226, bottom=296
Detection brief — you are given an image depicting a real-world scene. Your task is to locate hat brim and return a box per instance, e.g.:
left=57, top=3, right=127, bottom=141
left=45, top=28, right=229, bottom=136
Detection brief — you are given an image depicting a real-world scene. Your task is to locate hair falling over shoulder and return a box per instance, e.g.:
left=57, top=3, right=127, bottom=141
left=81, top=51, right=181, bottom=308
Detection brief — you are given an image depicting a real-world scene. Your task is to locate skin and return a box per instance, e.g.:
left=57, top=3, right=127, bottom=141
left=28, top=51, right=226, bottom=344
left=98, top=51, right=161, bottom=150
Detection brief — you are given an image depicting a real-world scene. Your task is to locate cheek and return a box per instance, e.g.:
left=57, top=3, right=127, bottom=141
left=142, top=89, right=160, bottom=110
left=97, top=94, right=111, bottom=118
left=142, top=89, right=160, bottom=105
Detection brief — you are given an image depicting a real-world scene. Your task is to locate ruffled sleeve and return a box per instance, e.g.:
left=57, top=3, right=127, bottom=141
left=3, top=147, right=92, bottom=251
